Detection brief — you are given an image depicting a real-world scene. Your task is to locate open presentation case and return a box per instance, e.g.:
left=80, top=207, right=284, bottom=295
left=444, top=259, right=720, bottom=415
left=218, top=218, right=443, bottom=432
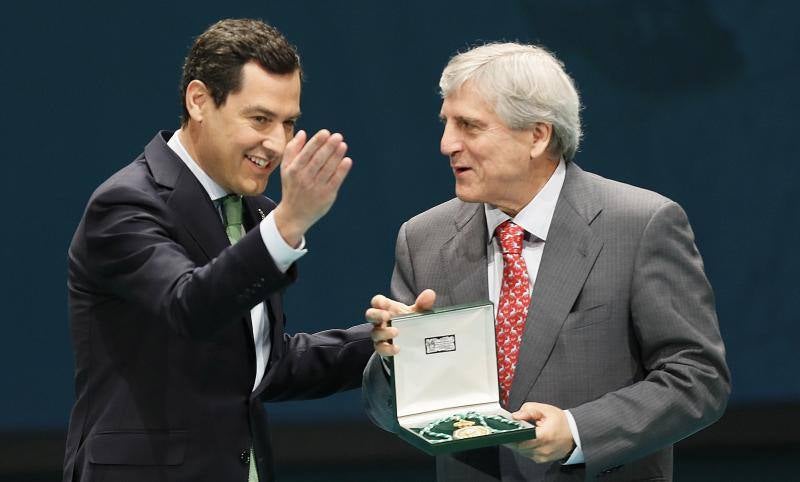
left=390, top=302, right=535, bottom=455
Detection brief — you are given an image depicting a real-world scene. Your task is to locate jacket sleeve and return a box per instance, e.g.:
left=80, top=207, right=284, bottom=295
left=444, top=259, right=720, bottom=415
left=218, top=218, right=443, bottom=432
left=78, top=183, right=295, bottom=339
left=569, top=201, right=731, bottom=477
left=258, top=323, right=374, bottom=401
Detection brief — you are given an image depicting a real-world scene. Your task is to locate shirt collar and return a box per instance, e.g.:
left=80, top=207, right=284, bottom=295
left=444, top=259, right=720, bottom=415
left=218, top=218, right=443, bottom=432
left=167, top=129, right=230, bottom=202
left=484, top=159, right=566, bottom=243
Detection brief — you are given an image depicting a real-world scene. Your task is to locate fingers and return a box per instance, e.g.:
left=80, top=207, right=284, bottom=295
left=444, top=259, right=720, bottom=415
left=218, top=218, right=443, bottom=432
left=374, top=339, right=399, bottom=357
left=505, top=432, right=552, bottom=463
left=290, top=129, right=332, bottom=170
left=293, top=130, right=347, bottom=181
left=508, top=403, right=575, bottom=463
left=514, top=434, right=544, bottom=451
left=371, top=294, right=392, bottom=310
left=275, top=129, right=350, bottom=240
left=315, top=140, right=348, bottom=184
left=509, top=403, right=546, bottom=452
left=508, top=444, right=553, bottom=464
left=509, top=405, right=545, bottom=453
left=365, top=307, right=391, bottom=325
left=367, top=290, right=436, bottom=357
left=371, top=294, right=413, bottom=315
left=370, top=323, right=398, bottom=342
left=307, top=133, right=345, bottom=181
left=505, top=437, right=542, bottom=458
left=371, top=321, right=399, bottom=356
left=326, top=156, right=353, bottom=190
left=368, top=305, right=399, bottom=356
left=282, top=130, right=307, bottom=170
left=371, top=324, right=399, bottom=344
left=371, top=291, right=435, bottom=315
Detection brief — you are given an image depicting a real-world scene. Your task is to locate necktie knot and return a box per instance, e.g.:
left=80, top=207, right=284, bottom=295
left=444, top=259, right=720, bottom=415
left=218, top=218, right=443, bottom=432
left=221, top=194, right=244, bottom=244
left=495, top=220, right=525, bottom=255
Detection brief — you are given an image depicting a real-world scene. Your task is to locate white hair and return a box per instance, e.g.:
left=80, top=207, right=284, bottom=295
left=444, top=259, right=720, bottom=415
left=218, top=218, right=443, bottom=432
left=439, top=42, right=582, bottom=161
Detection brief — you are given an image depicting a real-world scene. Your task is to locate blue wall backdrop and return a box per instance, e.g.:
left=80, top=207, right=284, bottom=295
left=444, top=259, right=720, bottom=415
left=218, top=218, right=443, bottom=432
left=0, top=0, right=798, bottom=432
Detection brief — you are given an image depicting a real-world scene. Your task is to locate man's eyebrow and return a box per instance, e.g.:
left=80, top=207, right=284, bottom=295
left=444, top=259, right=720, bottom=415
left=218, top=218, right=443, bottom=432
left=445, top=114, right=486, bottom=127
left=241, top=105, right=276, bottom=117
left=242, top=105, right=301, bottom=121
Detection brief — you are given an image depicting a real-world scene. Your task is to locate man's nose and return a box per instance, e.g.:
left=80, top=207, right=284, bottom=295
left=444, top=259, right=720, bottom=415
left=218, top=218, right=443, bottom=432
left=440, top=124, right=462, bottom=157
left=261, top=123, right=288, bottom=156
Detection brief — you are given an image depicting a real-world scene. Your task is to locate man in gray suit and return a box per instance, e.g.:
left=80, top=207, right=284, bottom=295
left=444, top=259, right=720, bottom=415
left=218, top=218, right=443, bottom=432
left=363, top=42, right=730, bottom=481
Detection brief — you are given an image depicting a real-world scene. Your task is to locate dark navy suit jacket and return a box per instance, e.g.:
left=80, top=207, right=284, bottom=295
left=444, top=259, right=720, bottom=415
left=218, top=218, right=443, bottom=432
left=64, top=131, right=372, bottom=481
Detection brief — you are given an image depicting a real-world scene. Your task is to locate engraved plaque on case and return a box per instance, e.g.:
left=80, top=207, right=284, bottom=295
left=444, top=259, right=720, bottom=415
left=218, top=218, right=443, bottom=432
left=425, top=335, right=456, bottom=354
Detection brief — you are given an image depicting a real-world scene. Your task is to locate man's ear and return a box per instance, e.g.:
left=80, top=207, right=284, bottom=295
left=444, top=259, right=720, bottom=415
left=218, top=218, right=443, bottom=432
left=185, top=79, right=211, bottom=123
left=529, top=122, right=553, bottom=159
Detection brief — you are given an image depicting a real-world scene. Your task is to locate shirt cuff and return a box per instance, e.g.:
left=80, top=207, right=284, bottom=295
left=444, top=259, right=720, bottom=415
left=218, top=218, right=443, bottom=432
left=259, top=211, right=307, bottom=273
left=563, top=410, right=585, bottom=465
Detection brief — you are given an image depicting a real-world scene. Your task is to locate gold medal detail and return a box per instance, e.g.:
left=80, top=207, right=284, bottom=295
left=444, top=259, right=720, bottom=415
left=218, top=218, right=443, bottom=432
left=415, top=412, right=526, bottom=443
left=453, top=425, right=492, bottom=439
left=453, top=419, right=475, bottom=429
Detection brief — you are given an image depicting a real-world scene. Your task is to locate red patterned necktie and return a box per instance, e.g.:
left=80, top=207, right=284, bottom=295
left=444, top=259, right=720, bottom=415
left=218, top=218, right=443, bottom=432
left=495, top=220, right=531, bottom=407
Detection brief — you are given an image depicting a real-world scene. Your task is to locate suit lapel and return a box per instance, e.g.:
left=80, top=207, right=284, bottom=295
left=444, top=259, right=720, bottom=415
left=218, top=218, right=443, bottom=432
left=145, top=132, right=230, bottom=260
left=509, top=163, right=604, bottom=408
left=441, top=202, right=490, bottom=306
left=170, top=174, right=230, bottom=259
left=243, top=196, right=270, bottom=226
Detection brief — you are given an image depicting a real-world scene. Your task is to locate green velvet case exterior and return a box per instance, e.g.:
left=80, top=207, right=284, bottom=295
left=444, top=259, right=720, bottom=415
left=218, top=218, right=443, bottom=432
left=397, top=423, right=535, bottom=456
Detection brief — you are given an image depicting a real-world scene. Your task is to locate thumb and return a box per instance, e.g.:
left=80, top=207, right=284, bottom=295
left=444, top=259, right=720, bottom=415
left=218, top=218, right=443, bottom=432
left=412, top=289, right=436, bottom=312
left=512, top=403, right=545, bottom=423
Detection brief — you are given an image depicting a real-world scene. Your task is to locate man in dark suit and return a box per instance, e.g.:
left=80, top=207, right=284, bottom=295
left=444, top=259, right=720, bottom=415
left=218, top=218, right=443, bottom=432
left=64, top=19, right=372, bottom=482
left=364, top=42, right=730, bottom=481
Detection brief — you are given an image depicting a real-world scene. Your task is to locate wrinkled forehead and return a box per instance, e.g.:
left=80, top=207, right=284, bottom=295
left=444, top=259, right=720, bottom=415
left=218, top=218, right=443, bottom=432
left=440, top=81, right=497, bottom=117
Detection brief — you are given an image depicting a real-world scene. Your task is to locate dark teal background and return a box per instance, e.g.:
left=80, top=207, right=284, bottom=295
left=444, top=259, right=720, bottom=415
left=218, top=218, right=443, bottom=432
left=1, top=0, right=798, bottom=432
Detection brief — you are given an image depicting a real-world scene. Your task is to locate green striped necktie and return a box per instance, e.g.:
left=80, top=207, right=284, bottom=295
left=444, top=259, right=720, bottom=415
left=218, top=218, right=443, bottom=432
left=221, top=194, right=245, bottom=245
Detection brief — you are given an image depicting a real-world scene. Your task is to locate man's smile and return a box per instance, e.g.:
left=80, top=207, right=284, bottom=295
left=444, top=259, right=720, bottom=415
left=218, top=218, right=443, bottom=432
left=246, top=154, right=271, bottom=169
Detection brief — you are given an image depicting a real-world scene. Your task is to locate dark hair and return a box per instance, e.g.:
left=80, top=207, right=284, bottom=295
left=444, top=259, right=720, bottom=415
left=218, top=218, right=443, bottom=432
left=180, top=18, right=302, bottom=125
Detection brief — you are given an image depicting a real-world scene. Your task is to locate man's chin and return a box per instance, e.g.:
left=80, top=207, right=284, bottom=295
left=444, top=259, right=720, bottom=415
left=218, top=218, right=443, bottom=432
left=236, top=181, right=268, bottom=196
left=454, top=187, right=484, bottom=204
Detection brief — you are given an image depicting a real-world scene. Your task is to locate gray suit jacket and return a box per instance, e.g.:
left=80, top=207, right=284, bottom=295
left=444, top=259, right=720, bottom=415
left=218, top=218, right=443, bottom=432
left=363, top=163, right=729, bottom=481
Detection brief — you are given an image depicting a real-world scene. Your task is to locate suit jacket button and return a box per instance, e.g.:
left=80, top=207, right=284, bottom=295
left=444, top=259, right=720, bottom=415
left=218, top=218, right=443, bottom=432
left=240, top=449, right=250, bottom=465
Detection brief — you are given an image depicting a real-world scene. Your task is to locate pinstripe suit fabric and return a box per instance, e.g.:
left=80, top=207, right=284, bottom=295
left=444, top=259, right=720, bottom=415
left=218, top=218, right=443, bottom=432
left=363, top=162, right=729, bottom=481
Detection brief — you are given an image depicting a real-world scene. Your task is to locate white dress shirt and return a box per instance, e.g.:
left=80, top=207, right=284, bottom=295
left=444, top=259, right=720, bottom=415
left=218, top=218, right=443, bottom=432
left=167, top=130, right=307, bottom=393
left=484, top=160, right=585, bottom=464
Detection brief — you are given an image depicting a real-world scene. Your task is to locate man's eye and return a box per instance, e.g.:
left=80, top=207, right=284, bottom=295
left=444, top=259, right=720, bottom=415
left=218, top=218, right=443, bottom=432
left=254, top=116, right=269, bottom=124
